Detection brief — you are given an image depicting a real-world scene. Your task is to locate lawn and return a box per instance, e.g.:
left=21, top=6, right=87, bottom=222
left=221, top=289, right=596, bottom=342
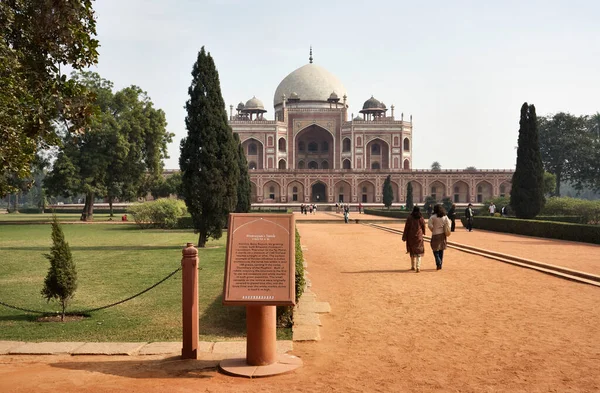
left=0, top=213, right=120, bottom=222
left=0, top=222, right=291, bottom=342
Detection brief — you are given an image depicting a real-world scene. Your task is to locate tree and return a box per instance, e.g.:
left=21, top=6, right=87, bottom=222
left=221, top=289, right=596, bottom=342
left=234, top=134, right=251, bottom=213
left=543, top=172, right=556, bottom=196
left=510, top=103, right=545, bottom=218
left=44, top=72, right=172, bottom=220
left=382, top=175, right=394, bottom=209
left=406, top=182, right=414, bottom=210
left=0, top=1, right=99, bottom=197
left=423, top=196, right=436, bottom=215
left=42, top=216, right=77, bottom=321
left=465, top=166, right=477, bottom=171
left=431, top=161, right=442, bottom=171
left=538, top=113, right=588, bottom=196
left=180, top=47, right=239, bottom=247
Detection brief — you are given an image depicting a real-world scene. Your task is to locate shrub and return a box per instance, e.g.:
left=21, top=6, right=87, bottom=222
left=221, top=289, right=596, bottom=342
left=459, top=216, right=600, bottom=244
left=277, top=227, right=306, bottom=327
left=541, top=197, right=600, bottom=224
left=129, top=199, right=187, bottom=229
left=41, top=216, right=77, bottom=321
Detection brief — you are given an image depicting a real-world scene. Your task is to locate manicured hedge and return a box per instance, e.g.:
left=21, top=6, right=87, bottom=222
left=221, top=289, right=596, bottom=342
left=460, top=216, right=600, bottom=244
left=533, top=216, right=584, bottom=224
left=365, top=208, right=465, bottom=219
left=364, top=209, right=411, bottom=218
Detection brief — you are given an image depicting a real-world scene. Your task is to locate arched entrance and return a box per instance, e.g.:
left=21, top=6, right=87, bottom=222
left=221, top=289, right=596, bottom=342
left=295, top=125, right=334, bottom=169
left=311, top=182, right=327, bottom=203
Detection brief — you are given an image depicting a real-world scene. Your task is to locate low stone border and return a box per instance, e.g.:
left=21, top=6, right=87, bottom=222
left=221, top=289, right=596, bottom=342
left=292, top=256, right=331, bottom=342
left=0, top=340, right=294, bottom=356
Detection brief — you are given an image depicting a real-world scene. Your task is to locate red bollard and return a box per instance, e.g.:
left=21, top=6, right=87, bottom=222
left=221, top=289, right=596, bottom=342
left=181, top=243, right=198, bottom=359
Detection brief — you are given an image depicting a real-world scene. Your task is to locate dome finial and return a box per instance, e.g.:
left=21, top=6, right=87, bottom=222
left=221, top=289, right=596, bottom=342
left=309, top=46, right=313, bottom=64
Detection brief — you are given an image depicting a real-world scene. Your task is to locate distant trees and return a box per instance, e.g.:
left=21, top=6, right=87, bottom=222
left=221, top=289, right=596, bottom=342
left=406, top=182, right=414, bottom=210
left=465, top=166, right=477, bottom=171
left=42, top=216, right=77, bottom=321
left=510, top=103, right=545, bottom=218
left=44, top=72, right=172, bottom=220
left=431, top=161, right=442, bottom=171
left=0, top=1, right=99, bottom=197
left=382, top=175, right=393, bottom=209
left=180, top=47, right=239, bottom=247
left=538, top=112, right=600, bottom=196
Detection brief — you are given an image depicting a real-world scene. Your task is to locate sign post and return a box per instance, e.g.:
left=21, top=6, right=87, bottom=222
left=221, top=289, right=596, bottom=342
left=219, top=213, right=302, bottom=377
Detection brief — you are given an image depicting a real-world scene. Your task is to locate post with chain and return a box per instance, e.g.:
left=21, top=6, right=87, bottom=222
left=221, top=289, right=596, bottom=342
left=181, top=242, right=198, bottom=359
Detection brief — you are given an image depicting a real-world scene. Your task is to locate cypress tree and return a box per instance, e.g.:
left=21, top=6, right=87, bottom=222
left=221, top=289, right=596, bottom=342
left=382, top=175, right=394, bottom=209
left=41, top=216, right=77, bottom=321
left=406, top=182, right=414, bottom=210
left=234, top=133, right=251, bottom=213
left=510, top=103, right=545, bottom=218
left=180, top=47, right=239, bottom=247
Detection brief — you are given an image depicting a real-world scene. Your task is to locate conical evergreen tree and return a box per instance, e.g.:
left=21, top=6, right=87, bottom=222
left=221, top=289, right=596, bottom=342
left=510, top=103, right=545, bottom=218
left=234, top=133, right=251, bottom=213
left=180, top=47, right=239, bottom=247
left=406, top=182, right=414, bottom=210
left=41, top=216, right=77, bottom=321
left=383, top=175, right=394, bottom=209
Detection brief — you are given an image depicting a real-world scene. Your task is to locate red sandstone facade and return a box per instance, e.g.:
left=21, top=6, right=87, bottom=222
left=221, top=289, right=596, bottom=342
left=230, top=57, right=512, bottom=205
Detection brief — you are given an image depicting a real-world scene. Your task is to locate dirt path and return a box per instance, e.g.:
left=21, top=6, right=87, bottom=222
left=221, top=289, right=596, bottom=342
left=385, top=221, right=600, bottom=275
left=1, top=220, right=599, bottom=392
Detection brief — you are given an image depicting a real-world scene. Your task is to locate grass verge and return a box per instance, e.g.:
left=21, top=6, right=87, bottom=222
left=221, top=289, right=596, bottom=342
left=0, top=222, right=291, bottom=341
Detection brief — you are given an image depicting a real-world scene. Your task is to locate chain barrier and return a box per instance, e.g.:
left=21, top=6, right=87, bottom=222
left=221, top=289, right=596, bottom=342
left=0, top=266, right=182, bottom=316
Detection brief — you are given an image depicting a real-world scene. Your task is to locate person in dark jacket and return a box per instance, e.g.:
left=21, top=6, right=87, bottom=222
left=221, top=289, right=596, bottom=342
left=465, top=203, right=474, bottom=231
left=447, top=204, right=457, bottom=232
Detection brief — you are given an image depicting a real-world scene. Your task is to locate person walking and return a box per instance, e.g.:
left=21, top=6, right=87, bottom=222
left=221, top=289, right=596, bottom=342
left=402, top=206, right=426, bottom=272
left=489, top=202, right=496, bottom=216
left=428, top=204, right=451, bottom=270
left=465, top=203, right=474, bottom=231
left=447, top=203, right=457, bottom=232
left=358, top=202, right=363, bottom=214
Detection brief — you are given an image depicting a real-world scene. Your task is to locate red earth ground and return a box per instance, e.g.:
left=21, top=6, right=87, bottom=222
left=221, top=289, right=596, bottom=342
left=1, top=214, right=599, bottom=392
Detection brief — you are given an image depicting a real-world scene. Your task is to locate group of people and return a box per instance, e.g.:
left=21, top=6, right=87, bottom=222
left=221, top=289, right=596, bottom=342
left=300, top=204, right=317, bottom=214
left=402, top=204, right=452, bottom=272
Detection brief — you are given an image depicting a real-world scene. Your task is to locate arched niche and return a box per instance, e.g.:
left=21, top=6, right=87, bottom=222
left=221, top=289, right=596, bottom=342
left=366, top=138, right=390, bottom=169
left=403, top=159, right=410, bottom=170
left=358, top=180, right=376, bottom=203
left=342, top=159, right=351, bottom=169
left=287, top=181, right=304, bottom=202
left=342, top=138, right=351, bottom=152
left=263, top=181, right=281, bottom=202
left=278, top=159, right=286, bottom=170
left=451, top=181, right=470, bottom=203
left=407, top=181, right=423, bottom=203
left=499, top=181, right=511, bottom=197
left=310, top=181, right=327, bottom=203
left=476, top=181, right=493, bottom=203
left=242, top=138, right=263, bottom=169
left=334, top=180, right=352, bottom=203
left=278, top=137, right=286, bottom=152
left=403, top=138, right=410, bottom=151
left=295, top=124, right=334, bottom=169
left=429, top=180, right=446, bottom=201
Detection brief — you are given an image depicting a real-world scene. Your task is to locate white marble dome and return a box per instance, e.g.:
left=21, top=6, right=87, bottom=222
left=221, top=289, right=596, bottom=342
left=273, top=63, right=347, bottom=107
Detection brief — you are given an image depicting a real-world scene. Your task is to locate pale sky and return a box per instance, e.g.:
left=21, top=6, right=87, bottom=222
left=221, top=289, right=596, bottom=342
left=91, top=0, right=600, bottom=171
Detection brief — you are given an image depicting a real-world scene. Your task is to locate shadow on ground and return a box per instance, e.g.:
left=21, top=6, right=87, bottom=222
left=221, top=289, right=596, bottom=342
left=342, top=269, right=439, bottom=274
left=50, top=356, right=219, bottom=379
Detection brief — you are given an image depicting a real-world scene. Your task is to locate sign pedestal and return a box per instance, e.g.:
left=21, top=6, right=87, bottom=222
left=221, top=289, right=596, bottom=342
left=219, top=214, right=302, bottom=378
left=219, top=305, right=303, bottom=378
